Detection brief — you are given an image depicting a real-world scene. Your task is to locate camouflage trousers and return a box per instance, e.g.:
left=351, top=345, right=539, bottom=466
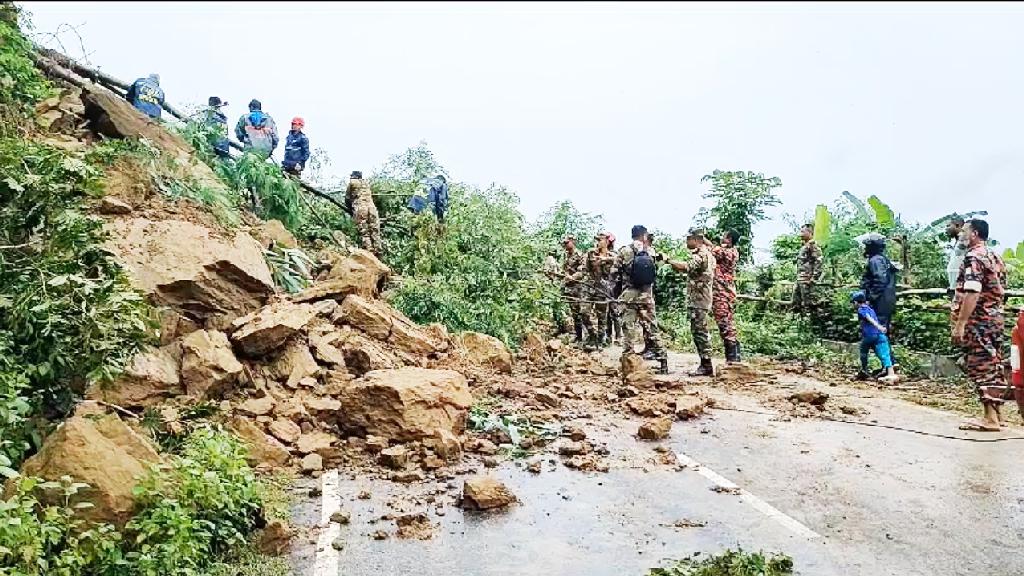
left=793, top=282, right=828, bottom=330
left=606, top=302, right=623, bottom=341
left=564, top=289, right=594, bottom=338
left=620, top=287, right=665, bottom=360
left=712, top=291, right=738, bottom=344
left=689, top=307, right=712, bottom=361
left=582, top=300, right=609, bottom=341
left=354, top=203, right=383, bottom=255
left=962, top=323, right=1008, bottom=404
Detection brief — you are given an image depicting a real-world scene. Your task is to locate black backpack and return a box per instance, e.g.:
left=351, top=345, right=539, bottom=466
left=630, top=248, right=657, bottom=288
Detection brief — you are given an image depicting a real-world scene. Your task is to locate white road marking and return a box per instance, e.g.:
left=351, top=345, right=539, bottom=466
left=314, top=469, right=341, bottom=576
left=674, top=452, right=822, bottom=540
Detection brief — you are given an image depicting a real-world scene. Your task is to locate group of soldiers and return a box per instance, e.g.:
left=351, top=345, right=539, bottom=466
left=550, top=225, right=744, bottom=376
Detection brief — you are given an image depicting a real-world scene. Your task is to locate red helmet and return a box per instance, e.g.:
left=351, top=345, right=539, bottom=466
left=291, top=117, right=305, bottom=127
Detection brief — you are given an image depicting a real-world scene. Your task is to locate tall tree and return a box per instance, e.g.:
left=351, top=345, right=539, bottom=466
left=700, top=170, right=782, bottom=263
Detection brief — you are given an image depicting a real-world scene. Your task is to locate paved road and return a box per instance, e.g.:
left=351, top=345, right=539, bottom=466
left=291, top=352, right=1024, bottom=576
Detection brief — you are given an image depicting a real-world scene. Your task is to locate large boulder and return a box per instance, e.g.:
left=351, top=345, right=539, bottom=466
left=268, top=339, right=320, bottom=387
left=337, top=296, right=442, bottom=356
left=252, top=219, right=298, bottom=250
left=228, top=416, right=291, bottom=467
left=231, top=302, right=318, bottom=357
left=339, top=332, right=400, bottom=376
left=319, top=248, right=390, bottom=298
left=180, top=329, right=243, bottom=399
left=103, top=218, right=274, bottom=321
left=337, top=367, right=472, bottom=441
left=18, top=416, right=160, bottom=527
left=85, top=346, right=181, bottom=409
left=336, top=295, right=393, bottom=340
left=79, top=84, right=228, bottom=195
left=458, top=332, right=513, bottom=374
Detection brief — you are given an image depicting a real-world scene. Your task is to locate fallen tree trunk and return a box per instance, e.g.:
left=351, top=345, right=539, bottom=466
left=36, top=45, right=191, bottom=122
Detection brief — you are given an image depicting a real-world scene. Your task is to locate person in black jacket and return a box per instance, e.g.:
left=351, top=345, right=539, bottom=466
left=281, top=117, right=310, bottom=175
left=859, top=234, right=898, bottom=372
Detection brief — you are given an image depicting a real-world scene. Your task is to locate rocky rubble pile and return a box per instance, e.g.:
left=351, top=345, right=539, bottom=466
left=78, top=235, right=513, bottom=478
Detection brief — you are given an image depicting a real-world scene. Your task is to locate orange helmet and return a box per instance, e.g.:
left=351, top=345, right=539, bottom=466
left=291, top=117, right=305, bottom=127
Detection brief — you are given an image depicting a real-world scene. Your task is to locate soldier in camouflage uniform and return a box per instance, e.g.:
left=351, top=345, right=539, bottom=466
left=583, top=231, right=617, bottom=348
left=667, top=228, right=716, bottom=376
left=706, top=229, right=742, bottom=363
left=792, top=223, right=827, bottom=331
left=561, top=235, right=594, bottom=346
left=952, top=219, right=1008, bottom=432
left=613, top=225, right=668, bottom=374
left=345, top=171, right=383, bottom=256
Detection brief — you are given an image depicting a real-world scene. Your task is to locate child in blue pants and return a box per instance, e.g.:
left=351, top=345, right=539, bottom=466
left=851, top=291, right=898, bottom=383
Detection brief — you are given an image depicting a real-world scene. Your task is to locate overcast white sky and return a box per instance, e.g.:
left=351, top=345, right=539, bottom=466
left=19, top=1, right=1024, bottom=258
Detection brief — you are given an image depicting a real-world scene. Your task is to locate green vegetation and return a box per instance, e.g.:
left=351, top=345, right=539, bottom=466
left=0, top=427, right=283, bottom=576
left=649, top=549, right=794, bottom=576
left=374, top=143, right=604, bottom=346
left=0, top=138, right=154, bottom=468
left=0, top=13, right=54, bottom=128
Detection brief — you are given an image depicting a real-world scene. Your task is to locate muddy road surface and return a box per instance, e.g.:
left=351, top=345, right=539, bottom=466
left=287, top=350, right=1024, bottom=576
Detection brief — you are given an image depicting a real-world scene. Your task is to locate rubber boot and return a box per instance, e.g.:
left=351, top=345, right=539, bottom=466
left=734, top=341, right=743, bottom=363
left=724, top=341, right=738, bottom=364
left=657, top=358, right=669, bottom=375
left=689, top=358, right=714, bottom=377
left=573, top=321, right=584, bottom=345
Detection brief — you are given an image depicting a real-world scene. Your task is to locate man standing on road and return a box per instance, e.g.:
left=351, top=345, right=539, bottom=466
left=584, top=231, right=617, bottom=349
left=345, top=171, right=383, bottom=255
left=946, top=216, right=968, bottom=295
left=614, top=225, right=667, bottom=374
left=561, top=235, right=594, bottom=348
left=952, top=219, right=1008, bottom=432
left=793, top=223, right=826, bottom=332
left=667, top=228, right=716, bottom=376
left=706, top=229, right=742, bottom=364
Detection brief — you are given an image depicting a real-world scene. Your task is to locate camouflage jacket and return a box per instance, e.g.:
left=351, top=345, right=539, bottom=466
left=952, top=244, right=1007, bottom=331
left=586, top=248, right=616, bottom=289
left=675, top=246, right=715, bottom=310
left=797, top=240, right=824, bottom=284
left=710, top=244, right=739, bottom=300
left=562, top=250, right=587, bottom=294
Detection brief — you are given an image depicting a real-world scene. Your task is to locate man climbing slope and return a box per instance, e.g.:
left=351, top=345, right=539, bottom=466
left=124, top=73, right=164, bottom=119
left=235, top=99, right=278, bottom=158
left=282, top=117, right=310, bottom=176
left=346, top=171, right=383, bottom=255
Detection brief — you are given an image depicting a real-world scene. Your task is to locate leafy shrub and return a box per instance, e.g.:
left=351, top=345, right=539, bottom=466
left=0, top=138, right=154, bottom=465
left=0, top=476, right=125, bottom=576
left=128, top=426, right=264, bottom=570
left=0, top=15, right=54, bottom=116
left=0, top=427, right=272, bottom=576
left=649, top=548, right=794, bottom=576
